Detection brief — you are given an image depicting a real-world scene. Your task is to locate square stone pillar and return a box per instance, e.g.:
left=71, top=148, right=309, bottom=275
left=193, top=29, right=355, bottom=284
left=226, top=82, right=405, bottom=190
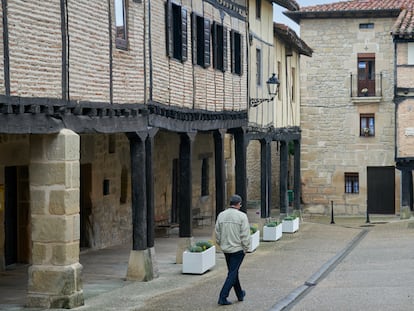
left=28, top=129, right=83, bottom=308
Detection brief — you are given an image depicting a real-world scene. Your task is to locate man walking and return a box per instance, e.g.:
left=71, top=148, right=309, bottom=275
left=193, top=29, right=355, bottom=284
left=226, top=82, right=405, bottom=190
left=215, top=194, right=251, bottom=305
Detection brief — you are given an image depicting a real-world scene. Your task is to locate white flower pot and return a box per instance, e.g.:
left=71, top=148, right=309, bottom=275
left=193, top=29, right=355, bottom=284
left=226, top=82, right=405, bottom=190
left=282, top=218, right=299, bottom=233
left=182, top=245, right=216, bottom=274
left=248, top=230, right=260, bottom=252
left=263, top=223, right=283, bottom=241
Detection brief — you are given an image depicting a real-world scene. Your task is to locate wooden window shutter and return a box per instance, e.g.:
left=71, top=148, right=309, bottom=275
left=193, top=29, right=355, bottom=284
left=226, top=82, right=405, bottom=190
left=212, top=22, right=217, bottom=69
left=222, top=26, right=228, bottom=72
left=230, top=30, right=235, bottom=73
left=181, top=7, right=188, bottom=62
left=191, top=13, right=197, bottom=65
left=240, top=35, right=243, bottom=76
left=165, top=0, right=173, bottom=57
left=204, top=18, right=211, bottom=67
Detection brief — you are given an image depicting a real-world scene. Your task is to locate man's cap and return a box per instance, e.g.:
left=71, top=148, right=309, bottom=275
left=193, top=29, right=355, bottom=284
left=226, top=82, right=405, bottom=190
left=229, top=194, right=242, bottom=205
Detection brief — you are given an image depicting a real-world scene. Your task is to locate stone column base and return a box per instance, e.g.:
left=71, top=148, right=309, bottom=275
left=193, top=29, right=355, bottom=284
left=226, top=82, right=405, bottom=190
left=126, top=249, right=155, bottom=281
left=27, top=263, right=83, bottom=309
left=400, top=206, right=412, bottom=219
left=149, top=247, right=159, bottom=279
left=175, top=237, right=193, bottom=264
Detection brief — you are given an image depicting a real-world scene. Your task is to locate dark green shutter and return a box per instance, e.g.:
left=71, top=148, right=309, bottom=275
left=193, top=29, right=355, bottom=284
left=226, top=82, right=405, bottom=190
left=181, top=7, right=187, bottom=62
left=204, top=18, right=211, bottom=68
left=222, top=26, right=227, bottom=72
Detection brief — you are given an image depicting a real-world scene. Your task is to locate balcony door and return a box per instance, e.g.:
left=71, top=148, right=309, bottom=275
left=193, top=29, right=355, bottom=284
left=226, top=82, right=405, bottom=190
left=358, top=53, right=375, bottom=96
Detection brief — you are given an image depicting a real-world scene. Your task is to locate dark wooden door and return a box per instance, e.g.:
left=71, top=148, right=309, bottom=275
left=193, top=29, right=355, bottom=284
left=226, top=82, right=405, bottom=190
left=358, top=57, right=375, bottom=96
left=367, top=166, right=395, bottom=214
left=80, top=164, right=92, bottom=248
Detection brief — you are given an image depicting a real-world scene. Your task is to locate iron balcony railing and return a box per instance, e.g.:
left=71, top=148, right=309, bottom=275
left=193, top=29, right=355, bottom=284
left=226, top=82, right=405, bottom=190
left=350, top=72, right=383, bottom=98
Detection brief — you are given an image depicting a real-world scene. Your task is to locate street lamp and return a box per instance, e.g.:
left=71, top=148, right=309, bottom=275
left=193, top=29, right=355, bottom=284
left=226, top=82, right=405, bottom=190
left=250, top=73, right=280, bottom=107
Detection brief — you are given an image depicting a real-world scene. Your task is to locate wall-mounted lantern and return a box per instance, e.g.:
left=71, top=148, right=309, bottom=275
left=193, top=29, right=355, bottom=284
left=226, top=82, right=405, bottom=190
left=250, top=73, right=280, bottom=107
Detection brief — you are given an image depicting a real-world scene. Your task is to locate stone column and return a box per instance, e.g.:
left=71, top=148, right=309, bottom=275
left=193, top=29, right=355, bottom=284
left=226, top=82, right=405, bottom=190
left=28, top=129, right=83, bottom=309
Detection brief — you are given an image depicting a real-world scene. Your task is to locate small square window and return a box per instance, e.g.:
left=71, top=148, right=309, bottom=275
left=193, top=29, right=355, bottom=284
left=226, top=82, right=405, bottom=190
left=345, top=173, right=359, bottom=194
left=359, top=23, right=374, bottom=29
left=360, top=114, right=375, bottom=137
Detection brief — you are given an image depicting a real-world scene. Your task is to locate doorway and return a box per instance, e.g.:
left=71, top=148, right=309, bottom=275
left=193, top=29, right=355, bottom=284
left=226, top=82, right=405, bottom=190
left=367, top=166, right=395, bottom=214
left=4, top=166, right=30, bottom=266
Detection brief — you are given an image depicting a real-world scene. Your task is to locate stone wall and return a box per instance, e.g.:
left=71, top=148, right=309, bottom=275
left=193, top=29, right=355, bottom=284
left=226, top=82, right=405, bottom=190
left=300, top=17, right=398, bottom=215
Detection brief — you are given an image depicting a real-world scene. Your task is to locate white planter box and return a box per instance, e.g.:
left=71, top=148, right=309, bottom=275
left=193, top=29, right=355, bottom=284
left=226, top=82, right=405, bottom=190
left=263, top=223, right=283, bottom=241
left=248, top=230, right=260, bottom=252
left=182, top=245, right=216, bottom=274
left=282, top=218, right=299, bottom=233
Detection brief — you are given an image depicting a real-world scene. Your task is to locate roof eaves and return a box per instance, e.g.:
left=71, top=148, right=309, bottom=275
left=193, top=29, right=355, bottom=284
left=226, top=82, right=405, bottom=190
left=273, top=22, right=313, bottom=57
left=269, top=0, right=299, bottom=11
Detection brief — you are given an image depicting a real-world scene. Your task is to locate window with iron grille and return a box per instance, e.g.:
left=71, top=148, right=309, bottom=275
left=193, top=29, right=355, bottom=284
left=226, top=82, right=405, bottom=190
left=191, top=13, right=210, bottom=68
left=166, top=1, right=188, bottom=62
left=115, top=0, right=128, bottom=50
left=345, top=173, right=359, bottom=194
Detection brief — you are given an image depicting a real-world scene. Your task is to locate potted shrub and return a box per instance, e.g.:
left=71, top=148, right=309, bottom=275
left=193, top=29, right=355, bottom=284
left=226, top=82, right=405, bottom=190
left=282, top=215, right=299, bottom=233
left=248, top=224, right=260, bottom=252
left=182, top=240, right=216, bottom=274
left=263, top=221, right=283, bottom=241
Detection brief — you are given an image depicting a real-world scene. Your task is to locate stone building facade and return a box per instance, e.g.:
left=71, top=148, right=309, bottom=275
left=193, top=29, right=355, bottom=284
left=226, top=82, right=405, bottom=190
left=286, top=0, right=413, bottom=216
left=393, top=4, right=414, bottom=218
left=245, top=0, right=311, bottom=218
left=0, top=0, right=248, bottom=308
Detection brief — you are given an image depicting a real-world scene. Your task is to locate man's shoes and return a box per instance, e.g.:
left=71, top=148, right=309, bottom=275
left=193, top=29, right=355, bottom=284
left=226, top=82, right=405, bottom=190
left=238, top=290, right=246, bottom=301
left=218, top=298, right=232, bottom=305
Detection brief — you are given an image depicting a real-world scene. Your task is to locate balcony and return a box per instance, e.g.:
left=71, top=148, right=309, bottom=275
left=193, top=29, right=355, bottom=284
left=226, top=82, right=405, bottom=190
left=350, top=72, right=383, bottom=104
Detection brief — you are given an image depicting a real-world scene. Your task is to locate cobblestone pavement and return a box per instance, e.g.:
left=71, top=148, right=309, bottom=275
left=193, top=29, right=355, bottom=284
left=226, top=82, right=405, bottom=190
left=1, top=213, right=413, bottom=311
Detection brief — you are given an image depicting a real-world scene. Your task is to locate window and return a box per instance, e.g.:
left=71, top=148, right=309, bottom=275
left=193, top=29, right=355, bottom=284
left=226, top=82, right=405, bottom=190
left=212, top=22, right=227, bottom=72
left=256, top=49, right=261, bottom=86
left=166, top=1, right=188, bottom=62
left=191, top=14, right=210, bottom=68
left=291, top=67, right=296, bottom=102
left=115, top=0, right=128, bottom=50
left=345, top=173, right=359, bottom=194
left=201, top=158, right=209, bottom=196
left=408, top=42, right=414, bottom=65
left=230, top=30, right=242, bottom=75
left=359, top=23, right=374, bottom=29
left=256, top=0, right=261, bottom=19
left=277, top=61, right=281, bottom=100
left=358, top=53, right=375, bottom=96
left=360, top=114, right=375, bottom=136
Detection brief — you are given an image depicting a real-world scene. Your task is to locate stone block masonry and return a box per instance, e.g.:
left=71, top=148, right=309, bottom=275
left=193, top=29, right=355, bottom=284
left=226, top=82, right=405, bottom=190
left=28, top=129, right=83, bottom=308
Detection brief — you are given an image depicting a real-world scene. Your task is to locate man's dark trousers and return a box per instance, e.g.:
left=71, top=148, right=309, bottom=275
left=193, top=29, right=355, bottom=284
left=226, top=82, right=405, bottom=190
left=219, top=250, right=245, bottom=300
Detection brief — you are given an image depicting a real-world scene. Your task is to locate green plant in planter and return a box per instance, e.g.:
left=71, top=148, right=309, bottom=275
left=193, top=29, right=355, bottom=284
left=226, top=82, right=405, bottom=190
left=265, top=221, right=279, bottom=227
left=188, top=240, right=213, bottom=252
left=250, top=224, right=258, bottom=234
left=284, top=215, right=297, bottom=221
